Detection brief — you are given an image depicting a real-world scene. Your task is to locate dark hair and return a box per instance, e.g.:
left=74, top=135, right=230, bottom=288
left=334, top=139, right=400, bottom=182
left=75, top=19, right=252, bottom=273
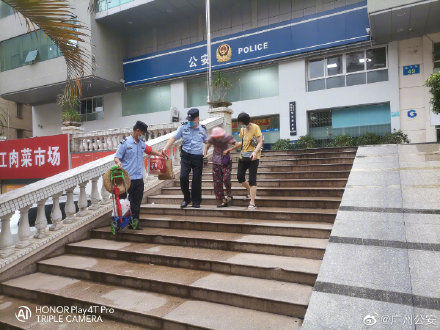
left=133, top=121, right=148, bottom=133
left=237, top=112, right=250, bottom=125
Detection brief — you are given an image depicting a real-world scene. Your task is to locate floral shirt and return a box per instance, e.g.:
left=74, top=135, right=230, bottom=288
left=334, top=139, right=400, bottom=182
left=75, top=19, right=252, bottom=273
left=208, top=134, right=235, bottom=165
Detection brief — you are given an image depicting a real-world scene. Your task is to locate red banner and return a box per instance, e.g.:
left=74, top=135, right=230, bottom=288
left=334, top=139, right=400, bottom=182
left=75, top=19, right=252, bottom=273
left=0, top=134, right=69, bottom=179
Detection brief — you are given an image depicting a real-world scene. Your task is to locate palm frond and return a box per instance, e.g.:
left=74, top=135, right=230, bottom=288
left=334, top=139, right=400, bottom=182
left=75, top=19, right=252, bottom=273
left=4, top=0, right=90, bottom=98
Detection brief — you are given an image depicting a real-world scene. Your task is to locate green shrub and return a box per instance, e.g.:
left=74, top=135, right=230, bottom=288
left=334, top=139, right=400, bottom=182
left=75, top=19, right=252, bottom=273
left=295, top=134, right=316, bottom=149
left=271, top=139, right=293, bottom=151
left=381, top=129, right=410, bottom=144
left=426, top=72, right=440, bottom=114
left=330, top=134, right=356, bottom=147
left=355, top=132, right=382, bottom=146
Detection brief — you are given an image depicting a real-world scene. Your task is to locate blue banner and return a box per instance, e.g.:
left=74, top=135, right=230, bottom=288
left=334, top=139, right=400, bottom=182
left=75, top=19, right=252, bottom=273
left=123, top=1, right=369, bottom=86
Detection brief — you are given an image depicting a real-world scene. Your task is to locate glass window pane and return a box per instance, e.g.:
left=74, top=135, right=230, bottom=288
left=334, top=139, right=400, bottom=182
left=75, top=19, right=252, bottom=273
left=326, top=76, right=345, bottom=89
left=80, top=100, right=87, bottom=115
left=434, top=43, right=440, bottom=62
left=122, top=84, right=171, bottom=116
left=346, top=51, right=365, bottom=73
left=434, top=62, right=440, bottom=74
left=366, top=47, right=386, bottom=70
left=367, top=69, right=388, bottom=83
left=326, top=55, right=342, bottom=76
left=308, top=79, right=325, bottom=91
left=86, top=99, right=93, bottom=113
left=309, top=59, right=324, bottom=79
left=346, top=72, right=366, bottom=86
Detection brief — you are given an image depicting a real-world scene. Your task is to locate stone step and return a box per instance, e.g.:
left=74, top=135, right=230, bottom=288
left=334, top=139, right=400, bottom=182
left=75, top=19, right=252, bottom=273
left=140, top=204, right=337, bottom=223
left=147, top=194, right=341, bottom=209
left=2, top=273, right=300, bottom=329
left=188, top=178, right=348, bottom=188
left=162, top=186, right=344, bottom=197
left=0, top=294, right=145, bottom=329
left=210, top=157, right=355, bottom=166
left=91, top=227, right=327, bottom=259
left=263, top=147, right=357, bottom=154
left=139, top=214, right=333, bottom=238
left=66, top=239, right=321, bottom=285
left=37, top=255, right=313, bottom=318
left=200, top=163, right=353, bottom=172
left=229, top=151, right=356, bottom=161
left=201, top=170, right=351, bottom=179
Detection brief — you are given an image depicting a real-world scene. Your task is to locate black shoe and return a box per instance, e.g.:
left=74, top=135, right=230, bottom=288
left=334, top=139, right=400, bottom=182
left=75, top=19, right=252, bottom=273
left=181, top=201, right=190, bottom=209
left=191, top=203, right=201, bottom=208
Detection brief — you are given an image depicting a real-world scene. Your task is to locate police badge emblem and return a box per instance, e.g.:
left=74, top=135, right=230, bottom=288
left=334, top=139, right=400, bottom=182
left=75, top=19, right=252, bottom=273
left=216, top=44, right=232, bottom=63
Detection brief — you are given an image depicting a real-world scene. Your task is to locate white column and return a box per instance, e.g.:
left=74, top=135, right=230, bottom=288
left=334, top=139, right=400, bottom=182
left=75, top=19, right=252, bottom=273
left=208, top=107, right=233, bottom=134
left=100, top=175, right=111, bottom=204
left=16, top=206, right=32, bottom=248
left=49, top=193, right=63, bottom=231
left=34, top=198, right=48, bottom=239
left=76, top=181, right=89, bottom=217
left=80, top=139, right=85, bottom=152
left=112, top=135, right=118, bottom=149
left=89, top=177, right=101, bottom=210
left=0, top=213, right=15, bottom=258
left=63, top=187, right=77, bottom=224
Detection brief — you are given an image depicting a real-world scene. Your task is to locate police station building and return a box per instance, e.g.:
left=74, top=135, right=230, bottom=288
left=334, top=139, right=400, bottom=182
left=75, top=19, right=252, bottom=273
left=1, top=0, right=440, bottom=145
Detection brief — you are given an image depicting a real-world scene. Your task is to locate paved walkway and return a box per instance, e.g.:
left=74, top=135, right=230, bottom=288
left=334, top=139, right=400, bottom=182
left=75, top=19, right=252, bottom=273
left=303, top=144, right=440, bottom=329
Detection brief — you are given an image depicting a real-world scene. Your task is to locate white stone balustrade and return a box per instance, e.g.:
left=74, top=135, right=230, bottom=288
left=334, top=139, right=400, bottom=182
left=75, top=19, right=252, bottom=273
left=70, top=122, right=181, bottom=153
left=0, top=116, right=225, bottom=263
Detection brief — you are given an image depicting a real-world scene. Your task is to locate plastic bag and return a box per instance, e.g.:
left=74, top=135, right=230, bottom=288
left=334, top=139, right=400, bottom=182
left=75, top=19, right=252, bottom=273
left=158, top=159, right=174, bottom=180
left=149, top=157, right=167, bottom=175
left=112, top=198, right=131, bottom=218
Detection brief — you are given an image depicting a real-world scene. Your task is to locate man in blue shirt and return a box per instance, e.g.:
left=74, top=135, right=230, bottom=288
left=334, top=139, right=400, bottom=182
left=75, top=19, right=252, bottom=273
left=115, top=121, right=162, bottom=229
left=162, top=108, right=207, bottom=208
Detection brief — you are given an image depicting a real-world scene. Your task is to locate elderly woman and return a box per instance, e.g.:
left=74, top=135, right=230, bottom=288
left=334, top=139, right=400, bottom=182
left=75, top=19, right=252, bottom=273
left=204, top=127, right=236, bottom=207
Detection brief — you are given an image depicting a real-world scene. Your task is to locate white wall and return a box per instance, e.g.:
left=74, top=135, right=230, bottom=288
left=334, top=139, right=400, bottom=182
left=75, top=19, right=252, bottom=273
left=398, top=33, right=440, bottom=143
left=33, top=42, right=403, bottom=142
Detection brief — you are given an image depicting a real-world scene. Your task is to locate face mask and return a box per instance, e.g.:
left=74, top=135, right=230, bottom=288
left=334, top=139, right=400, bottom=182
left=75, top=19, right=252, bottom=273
left=241, top=124, right=247, bottom=129
left=188, top=121, right=196, bottom=127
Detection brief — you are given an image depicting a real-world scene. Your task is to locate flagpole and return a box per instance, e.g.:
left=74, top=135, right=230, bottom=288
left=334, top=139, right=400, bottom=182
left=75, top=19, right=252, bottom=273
left=206, top=0, right=212, bottom=106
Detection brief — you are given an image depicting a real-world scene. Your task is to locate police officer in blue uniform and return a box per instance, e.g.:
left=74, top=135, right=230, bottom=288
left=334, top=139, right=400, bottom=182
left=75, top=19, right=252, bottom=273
left=115, top=121, right=162, bottom=229
left=162, top=108, right=207, bottom=208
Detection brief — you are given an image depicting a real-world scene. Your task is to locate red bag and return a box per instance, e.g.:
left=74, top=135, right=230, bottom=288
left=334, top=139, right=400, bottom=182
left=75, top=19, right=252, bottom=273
left=149, top=157, right=167, bottom=175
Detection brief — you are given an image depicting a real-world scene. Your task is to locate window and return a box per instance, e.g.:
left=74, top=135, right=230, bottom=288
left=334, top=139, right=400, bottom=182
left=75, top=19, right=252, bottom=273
left=434, top=43, right=440, bottom=73
left=187, top=65, right=279, bottom=107
left=16, top=103, right=23, bottom=119
left=80, top=97, right=104, bottom=122
left=16, top=129, right=24, bottom=139
left=307, top=47, right=388, bottom=92
left=0, top=30, right=62, bottom=72
left=122, top=84, right=170, bottom=116
left=0, top=1, right=13, bottom=19
left=308, top=103, right=391, bottom=141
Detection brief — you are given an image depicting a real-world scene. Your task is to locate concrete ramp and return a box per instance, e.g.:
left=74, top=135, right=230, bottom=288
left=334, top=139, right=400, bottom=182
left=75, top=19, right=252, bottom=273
left=303, top=143, right=440, bottom=329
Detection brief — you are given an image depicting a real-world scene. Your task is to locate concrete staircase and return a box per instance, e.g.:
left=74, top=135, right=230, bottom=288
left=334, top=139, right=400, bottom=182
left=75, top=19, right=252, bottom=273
left=1, top=147, right=356, bottom=329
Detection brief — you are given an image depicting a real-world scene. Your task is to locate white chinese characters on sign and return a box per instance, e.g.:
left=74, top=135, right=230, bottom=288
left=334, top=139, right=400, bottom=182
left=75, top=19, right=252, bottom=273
left=1, top=146, right=62, bottom=169
left=189, top=56, right=198, bottom=68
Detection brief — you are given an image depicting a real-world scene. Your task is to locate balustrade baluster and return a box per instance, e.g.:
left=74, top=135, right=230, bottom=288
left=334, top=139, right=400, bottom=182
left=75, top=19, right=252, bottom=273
left=100, top=175, right=111, bottom=204
left=0, top=213, right=15, bottom=257
left=64, top=187, right=77, bottom=224
left=49, top=193, right=63, bottom=231
left=89, top=177, right=101, bottom=210
left=16, top=206, right=31, bottom=248
left=34, top=199, right=48, bottom=239
left=76, top=181, right=89, bottom=217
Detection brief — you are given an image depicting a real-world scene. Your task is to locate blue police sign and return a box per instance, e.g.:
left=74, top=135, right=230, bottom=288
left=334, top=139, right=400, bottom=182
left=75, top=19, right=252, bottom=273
left=123, top=1, right=370, bottom=86
left=403, top=65, right=420, bottom=76
left=407, top=110, right=417, bottom=118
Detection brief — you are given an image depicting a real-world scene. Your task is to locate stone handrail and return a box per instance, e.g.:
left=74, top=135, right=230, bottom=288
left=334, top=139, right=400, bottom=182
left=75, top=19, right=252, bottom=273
left=70, top=122, right=181, bottom=153
left=0, top=116, right=224, bottom=262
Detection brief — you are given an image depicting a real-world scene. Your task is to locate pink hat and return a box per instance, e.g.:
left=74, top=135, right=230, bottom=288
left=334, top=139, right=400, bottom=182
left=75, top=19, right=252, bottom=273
left=211, top=126, right=225, bottom=138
